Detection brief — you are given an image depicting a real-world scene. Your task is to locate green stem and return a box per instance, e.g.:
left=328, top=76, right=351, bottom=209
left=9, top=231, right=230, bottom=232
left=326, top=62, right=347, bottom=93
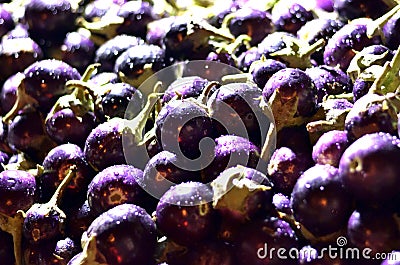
left=224, top=34, right=252, bottom=55
left=0, top=211, right=25, bottom=265
left=367, top=4, right=400, bottom=38
left=77, top=15, right=124, bottom=40
left=198, top=81, right=219, bottom=105
left=66, top=80, right=98, bottom=100
left=196, top=20, right=235, bottom=42
left=369, top=46, right=400, bottom=94
left=368, top=62, right=391, bottom=94
left=381, top=0, right=400, bottom=8
left=270, top=37, right=325, bottom=69
left=260, top=121, right=276, bottom=164
left=125, top=82, right=163, bottom=143
left=48, top=166, right=76, bottom=206
left=77, top=235, right=108, bottom=265
left=221, top=73, right=253, bottom=84
left=220, top=12, right=236, bottom=30
left=301, top=39, right=326, bottom=58
left=2, top=82, right=39, bottom=124
left=326, top=92, right=355, bottom=101
left=81, top=63, right=101, bottom=82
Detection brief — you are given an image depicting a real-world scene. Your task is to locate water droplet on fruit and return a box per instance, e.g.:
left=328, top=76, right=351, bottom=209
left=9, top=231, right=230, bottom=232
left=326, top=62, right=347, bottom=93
left=7, top=178, right=16, bottom=187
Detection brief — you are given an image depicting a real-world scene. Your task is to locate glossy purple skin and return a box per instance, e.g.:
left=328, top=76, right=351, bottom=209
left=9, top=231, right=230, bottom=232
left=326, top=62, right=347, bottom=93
left=268, top=147, right=310, bottom=194
left=23, top=240, right=63, bottom=265
left=65, top=200, right=96, bottom=240
left=94, top=35, right=144, bottom=72
left=345, top=97, right=397, bottom=142
left=0, top=169, right=36, bottom=216
left=7, top=108, right=56, bottom=159
left=22, top=59, right=81, bottom=111
left=145, top=135, right=162, bottom=160
left=23, top=203, right=66, bottom=244
left=206, top=51, right=236, bottom=67
left=83, top=0, right=121, bottom=22
left=85, top=204, right=157, bottom=265
left=60, top=31, right=96, bottom=73
left=272, top=3, right=314, bottom=34
left=214, top=168, right=275, bottom=223
left=146, top=16, right=175, bottom=46
left=257, top=31, right=295, bottom=58
left=201, top=135, right=261, bottom=183
left=360, top=44, right=393, bottom=58
left=208, top=2, right=239, bottom=28
left=349, top=45, right=394, bottom=73
left=208, top=82, right=268, bottom=148
left=114, top=44, right=166, bottom=80
left=0, top=150, right=9, bottom=169
left=381, top=251, right=400, bottom=265
left=383, top=10, right=400, bottom=50
left=0, top=5, right=14, bottom=38
left=116, top=1, right=158, bottom=39
left=305, top=65, right=353, bottom=103
left=263, top=68, right=317, bottom=117
left=155, top=99, right=214, bottom=161
left=162, top=76, right=209, bottom=104
left=0, top=72, right=23, bottom=114
left=87, top=164, right=151, bottom=216
left=156, top=182, right=216, bottom=246
left=316, top=0, right=334, bottom=12
left=24, top=0, right=78, bottom=41
left=240, top=166, right=272, bottom=186
left=0, top=229, right=15, bottom=265
left=277, top=125, right=313, bottom=157
left=54, top=237, right=79, bottom=262
left=291, top=164, right=354, bottom=237
left=347, top=209, right=400, bottom=255
left=2, top=23, right=29, bottom=40
left=142, top=151, right=201, bottom=197
left=333, top=0, right=391, bottom=20
left=339, top=132, right=400, bottom=205
left=0, top=120, right=11, bottom=154
left=101, top=82, right=143, bottom=119
left=234, top=217, right=299, bottom=265
left=0, top=37, right=43, bottom=81
left=39, top=144, right=95, bottom=204
left=251, top=59, right=286, bottom=89
left=227, top=8, right=274, bottom=45
left=163, top=20, right=213, bottom=61
left=323, top=22, right=381, bottom=70
left=46, top=108, right=97, bottom=147
left=272, top=193, right=292, bottom=215
left=352, top=78, right=372, bottom=101
left=312, top=130, right=349, bottom=167
left=237, top=47, right=262, bottom=72
left=89, top=72, right=119, bottom=85
left=298, top=18, right=345, bottom=64
left=84, top=118, right=126, bottom=171
left=331, top=98, right=354, bottom=110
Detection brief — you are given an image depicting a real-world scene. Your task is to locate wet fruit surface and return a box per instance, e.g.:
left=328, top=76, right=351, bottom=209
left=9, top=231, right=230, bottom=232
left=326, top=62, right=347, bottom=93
left=0, top=1, right=399, bottom=265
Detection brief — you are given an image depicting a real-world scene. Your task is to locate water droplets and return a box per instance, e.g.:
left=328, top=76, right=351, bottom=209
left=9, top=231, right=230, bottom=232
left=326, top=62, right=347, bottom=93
left=7, top=177, right=16, bottom=187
